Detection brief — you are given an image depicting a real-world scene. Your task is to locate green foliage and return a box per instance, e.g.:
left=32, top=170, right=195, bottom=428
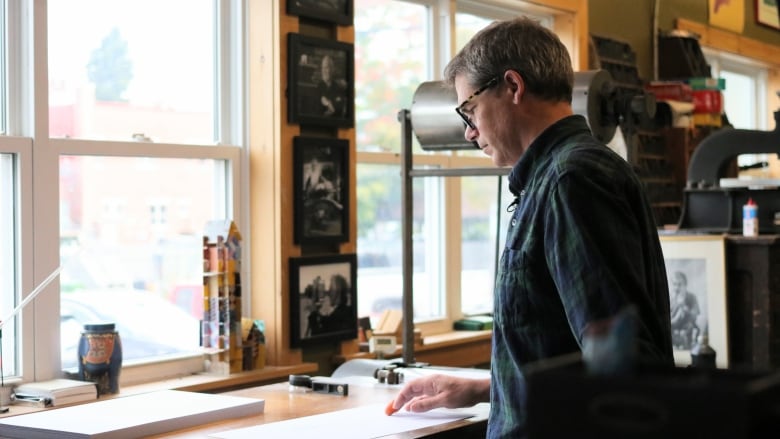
left=356, top=166, right=399, bottom=237
left=87, top=27, right=133, bottom=102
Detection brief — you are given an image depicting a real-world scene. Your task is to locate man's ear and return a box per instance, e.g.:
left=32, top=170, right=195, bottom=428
left=503, top=70, right=525, bottom=103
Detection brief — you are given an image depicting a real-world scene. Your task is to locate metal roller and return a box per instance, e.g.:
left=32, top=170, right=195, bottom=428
left=571, top=69, right=617, bottom=143
left=410, top=81, right=474, bottom=150
left=409, top=70, right=618, bottom=151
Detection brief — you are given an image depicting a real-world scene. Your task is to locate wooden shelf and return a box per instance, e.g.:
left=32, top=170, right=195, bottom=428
left=334, top=331, right=492, bottom=368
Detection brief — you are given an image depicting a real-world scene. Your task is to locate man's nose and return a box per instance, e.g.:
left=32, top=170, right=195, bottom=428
left=464, top=125, right=477, bottom=142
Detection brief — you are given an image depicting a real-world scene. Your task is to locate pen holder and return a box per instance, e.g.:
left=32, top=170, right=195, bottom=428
left=77, top=323, right=122, bottom=396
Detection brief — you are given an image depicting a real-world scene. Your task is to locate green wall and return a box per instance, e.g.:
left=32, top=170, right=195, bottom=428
left=589, top=0, right=780, bottom=80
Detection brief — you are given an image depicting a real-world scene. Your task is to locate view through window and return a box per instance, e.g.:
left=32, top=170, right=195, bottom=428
left=48, top=0, right=233, bottom=370
left=0, top=153, right=16, bottom=376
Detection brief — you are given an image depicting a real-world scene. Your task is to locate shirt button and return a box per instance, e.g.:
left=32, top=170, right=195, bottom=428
left=511, top=218, right=517, bottom=227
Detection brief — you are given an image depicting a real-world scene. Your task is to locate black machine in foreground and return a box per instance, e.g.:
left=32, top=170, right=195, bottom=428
left=525, top=354, right=780, bottom=438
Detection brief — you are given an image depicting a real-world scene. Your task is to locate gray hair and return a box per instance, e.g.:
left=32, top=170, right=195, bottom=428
left=443, top=16, right=573, bottom=103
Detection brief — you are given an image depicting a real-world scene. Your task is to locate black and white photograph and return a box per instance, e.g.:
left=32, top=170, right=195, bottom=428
left=289, top=254, right=357, bottom=348
left=286, top=0, right=353, bottom=25
left=293, top=136, right=349, bottom=245
left=287, top=33, right=354, bottom=127
left=664, top=258, right=707, bottom=351
left=660, top=234, right=728, bottom=368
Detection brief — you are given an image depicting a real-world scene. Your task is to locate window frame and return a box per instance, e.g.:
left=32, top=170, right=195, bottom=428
left=0, top=136, right=34, bottom=382
left=3, top=0, right=247, bottom=384
left=703, top=47, right=769, bottom=131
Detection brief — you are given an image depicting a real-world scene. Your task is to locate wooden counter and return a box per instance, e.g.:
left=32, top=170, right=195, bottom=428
left=148, top=380, right=488, bottom=438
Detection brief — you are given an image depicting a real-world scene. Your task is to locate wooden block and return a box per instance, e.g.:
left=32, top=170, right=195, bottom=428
left=374, top=309, right=403, bottom=335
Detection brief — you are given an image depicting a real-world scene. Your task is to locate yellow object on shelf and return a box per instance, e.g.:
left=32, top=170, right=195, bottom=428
left=692, top=112, right=722, bottom=127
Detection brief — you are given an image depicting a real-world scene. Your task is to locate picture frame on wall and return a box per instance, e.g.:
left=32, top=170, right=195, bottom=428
left=287, top=0, right=354, bottom=26
left=289, top=254, right=358, bottom=348
left=659, top=233, right=729, bottom=368
left=755, top=0, right=780, bottom=30
left=293, top=136, right=349, bottom=245
left=287, top=33, right=354, bottom=128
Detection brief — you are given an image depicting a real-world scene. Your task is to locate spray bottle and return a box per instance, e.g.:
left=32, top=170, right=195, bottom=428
left=743, top=198, right=759, bottom=237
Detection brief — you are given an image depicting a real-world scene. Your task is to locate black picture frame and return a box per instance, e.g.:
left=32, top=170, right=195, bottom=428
left=289, top=254, right=358, bottom=348
left=287, top=33, right=354, bottom=128
left=293, top=136, right=349, bottom=244
left=286, top=0, right=353, bottom=26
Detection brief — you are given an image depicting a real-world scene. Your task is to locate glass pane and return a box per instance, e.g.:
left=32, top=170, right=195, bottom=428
left=460, top=176, right=501, bottom=315
left=720, top=70, right=765, bottom=170
left=356, top=163, right=442, bottom=326
left=721, top=70, right=755, bottom=130
left=354, top=0, right=429, bottom=153
left=455, top=12, right=493, bottom=51
left=59, top=155, right=222, bottom=369
left=0, top=153, right=17, bottom=376
left=0, top=0, right=6, bottom=134
left=47, top=0, right=215, bottom=144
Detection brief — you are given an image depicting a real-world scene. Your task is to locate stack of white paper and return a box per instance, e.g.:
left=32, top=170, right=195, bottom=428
left=14, top=379, right=97, bottom=407
left=210, top=403, right=476, bottom=439
left=0, top=389, right=265, bottom=439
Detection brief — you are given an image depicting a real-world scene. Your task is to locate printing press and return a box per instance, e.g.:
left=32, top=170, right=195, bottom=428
left=678, top=105, right=780, bottom=233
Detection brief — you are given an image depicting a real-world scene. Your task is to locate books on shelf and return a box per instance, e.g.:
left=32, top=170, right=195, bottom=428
left=13, top=379, right=97, bottom=407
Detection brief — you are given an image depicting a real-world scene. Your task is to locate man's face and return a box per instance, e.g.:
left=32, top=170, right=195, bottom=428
left=454, top=74, right=518, bottom=167
left=672, top=276, right=685, bottom=293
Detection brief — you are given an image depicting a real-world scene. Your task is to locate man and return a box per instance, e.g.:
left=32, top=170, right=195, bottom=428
left=317, top=54, right=346, bottom=117
left=669, top=271, right=701, bottom=349
left=387, top=17, right=673, bottom=438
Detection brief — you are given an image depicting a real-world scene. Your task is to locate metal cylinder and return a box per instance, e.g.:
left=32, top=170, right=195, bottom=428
left=572, top=69, right=617, bottom=143
left=410, top=81, right=474, bottom=150
left=409, top=70, right=617, bottom=150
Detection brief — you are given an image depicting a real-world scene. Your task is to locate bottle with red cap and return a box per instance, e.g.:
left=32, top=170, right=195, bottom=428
left=743, top=198, right=758, bottom=237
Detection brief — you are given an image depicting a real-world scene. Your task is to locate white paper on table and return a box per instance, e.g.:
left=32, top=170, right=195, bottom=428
left=210, top=403, right=476, bottom=439
left=0, top=390, right=264, bottom=439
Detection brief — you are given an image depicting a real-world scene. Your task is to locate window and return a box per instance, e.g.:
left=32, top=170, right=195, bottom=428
left=0, top=0, right=6, bottom=135
left=0, top=135, right=32, bottom=381
left=354, top=0, right=438, bottom=327
left=47, top=0, right=243, bottom=378
left=2, top=0, right=245, bottom=384
left=354, top=0, right=559, bottom=329
left=0, top=153, right=16, bottom=376
left=703, top=48, right=769, bottom=171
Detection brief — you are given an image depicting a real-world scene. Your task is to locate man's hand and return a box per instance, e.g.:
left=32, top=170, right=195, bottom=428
left=386, top=375, right=489, bottom=415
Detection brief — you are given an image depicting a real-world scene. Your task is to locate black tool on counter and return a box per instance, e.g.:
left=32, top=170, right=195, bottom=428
left=288, top=375, right=348, bottom=396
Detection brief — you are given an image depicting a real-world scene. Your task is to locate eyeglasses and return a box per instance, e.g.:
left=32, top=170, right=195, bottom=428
left=455, top=77, right=499, bottom=130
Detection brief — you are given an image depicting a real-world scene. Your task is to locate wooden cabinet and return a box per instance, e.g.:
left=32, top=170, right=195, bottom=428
left=726, top=235, right=780, bottom=370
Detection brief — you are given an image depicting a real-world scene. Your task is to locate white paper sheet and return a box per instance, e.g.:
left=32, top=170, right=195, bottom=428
left=210, top=403, right=476, bottom=439
left=0, top=390, right=264, bottom=439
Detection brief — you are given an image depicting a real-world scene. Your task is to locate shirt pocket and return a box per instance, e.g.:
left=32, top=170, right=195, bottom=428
left=495, top=245, right=531, bottom=328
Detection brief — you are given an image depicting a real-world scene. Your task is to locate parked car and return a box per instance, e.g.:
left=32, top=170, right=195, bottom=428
left=60, top=289, right=201, bottom=370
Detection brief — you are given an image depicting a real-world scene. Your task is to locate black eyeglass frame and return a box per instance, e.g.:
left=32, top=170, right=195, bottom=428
left=455, top=76, right=499, bottom=130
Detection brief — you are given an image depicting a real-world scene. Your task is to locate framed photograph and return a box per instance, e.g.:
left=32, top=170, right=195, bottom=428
left=755, top=0, right=780, bottom=30
left=660, top=234, right=728, bottom=368
left=287, top=0, right=353, bottom=26
left=287, top=33, right=354, bottom=128
left=289, top=254, right=358, bottom=348
left=293, top=136, right=349, bottom=244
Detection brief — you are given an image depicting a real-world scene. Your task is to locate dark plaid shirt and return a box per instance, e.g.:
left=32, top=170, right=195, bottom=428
left=487, top=115, right=674, bottom=438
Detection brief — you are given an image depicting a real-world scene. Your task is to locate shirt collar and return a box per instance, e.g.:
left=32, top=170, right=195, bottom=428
left=507, top=115, right=592, bottom=196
